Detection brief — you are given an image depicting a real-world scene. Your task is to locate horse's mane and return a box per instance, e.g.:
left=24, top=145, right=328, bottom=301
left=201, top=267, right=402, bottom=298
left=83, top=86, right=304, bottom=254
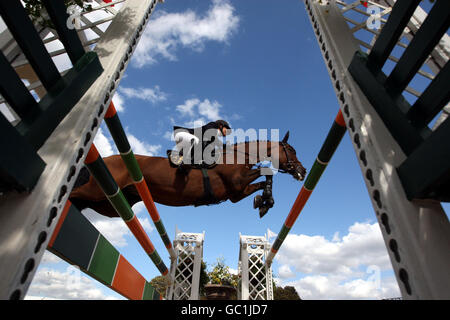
left=222, top=140, right=278, bottom=148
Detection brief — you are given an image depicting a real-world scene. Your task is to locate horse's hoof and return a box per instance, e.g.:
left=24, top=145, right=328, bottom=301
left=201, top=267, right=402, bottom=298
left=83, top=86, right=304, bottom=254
left=259, top=206, right=269, bottom=218
left=262, top=189, right=272, bottom=199
left=254, top=195, right=263, bottom=209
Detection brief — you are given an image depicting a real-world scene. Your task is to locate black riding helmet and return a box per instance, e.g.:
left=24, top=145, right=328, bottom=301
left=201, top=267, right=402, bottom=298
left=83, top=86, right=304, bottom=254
left=215, top=120, right=231, bottom=130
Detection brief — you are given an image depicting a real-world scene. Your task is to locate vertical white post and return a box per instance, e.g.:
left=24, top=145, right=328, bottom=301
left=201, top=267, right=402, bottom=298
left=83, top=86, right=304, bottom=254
left=167, top=230, right=205, bottom=300
left=264, top=233, right=274, bottom=300
left=239, top=234, right=250, bottom=300
left=239, top=234, right=273, bottom=300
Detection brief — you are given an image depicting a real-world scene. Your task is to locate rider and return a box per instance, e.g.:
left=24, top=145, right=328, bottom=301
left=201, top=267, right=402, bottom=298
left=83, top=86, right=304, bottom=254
left=169, top=120, right=231, bottom=169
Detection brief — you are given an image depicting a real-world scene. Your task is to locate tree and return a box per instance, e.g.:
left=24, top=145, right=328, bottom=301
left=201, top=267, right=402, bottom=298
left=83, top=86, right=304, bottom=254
left=149, top=275, right=169, bottom=297
left=207, top=257, right=238, bottom=287
left=198, top=261, right=209, bottom=297
left=205, top=257, right=238, bottom=300
left=273, top=285, right=301, bottom=300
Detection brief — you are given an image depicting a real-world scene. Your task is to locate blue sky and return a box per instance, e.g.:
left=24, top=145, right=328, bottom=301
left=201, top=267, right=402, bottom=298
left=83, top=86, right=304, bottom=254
left=25, top=0, right=447, bottom=300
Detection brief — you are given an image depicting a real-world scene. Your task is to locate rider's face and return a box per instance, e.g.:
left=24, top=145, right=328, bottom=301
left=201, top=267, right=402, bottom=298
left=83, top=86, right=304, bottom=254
left=221, top=127, right=230, bottom=136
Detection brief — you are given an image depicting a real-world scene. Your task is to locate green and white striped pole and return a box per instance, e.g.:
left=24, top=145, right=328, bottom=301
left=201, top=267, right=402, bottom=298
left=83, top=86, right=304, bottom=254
left=104, top=102, right=176, bottom=261
left=266, top=110, right=347, bottom=266
left=84, top=143, right=171, bottom=283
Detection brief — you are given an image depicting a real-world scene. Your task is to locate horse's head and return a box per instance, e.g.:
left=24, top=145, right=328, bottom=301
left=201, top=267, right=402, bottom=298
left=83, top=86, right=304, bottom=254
left=277, top=131, right=307, bottom=181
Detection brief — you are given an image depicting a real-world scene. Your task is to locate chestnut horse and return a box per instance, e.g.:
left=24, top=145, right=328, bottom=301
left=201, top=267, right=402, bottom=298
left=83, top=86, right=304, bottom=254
left=69, top=131, right=306, bottom=218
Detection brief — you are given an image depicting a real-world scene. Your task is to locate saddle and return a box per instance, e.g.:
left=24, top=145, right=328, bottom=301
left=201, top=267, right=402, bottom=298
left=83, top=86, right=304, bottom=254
left=166, top=150, right=221, bottom=206
left=166, top=149, right=217, bottom=170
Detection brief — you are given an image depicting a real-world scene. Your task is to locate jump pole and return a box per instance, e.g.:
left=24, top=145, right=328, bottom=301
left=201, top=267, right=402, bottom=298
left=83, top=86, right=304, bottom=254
left=266, top=110, right=347, bottom=266
left=104, top=102, right=176, bottom=261
left=84, top=143, right=171, bottom=283
left=48, top=200, right=163, bottom=300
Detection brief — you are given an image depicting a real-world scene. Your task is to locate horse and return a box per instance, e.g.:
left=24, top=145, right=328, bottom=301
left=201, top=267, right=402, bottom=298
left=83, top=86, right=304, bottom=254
left=69, top=131, right=307, bottom=218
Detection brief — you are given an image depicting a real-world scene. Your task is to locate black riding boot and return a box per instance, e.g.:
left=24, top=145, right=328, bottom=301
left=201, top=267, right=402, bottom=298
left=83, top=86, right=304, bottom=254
left=262, top=175, right=273, bottom=199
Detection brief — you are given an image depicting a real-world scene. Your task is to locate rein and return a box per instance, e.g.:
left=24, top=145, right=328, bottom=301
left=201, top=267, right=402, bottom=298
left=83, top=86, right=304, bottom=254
left=219, top=142, right=296, bottom=173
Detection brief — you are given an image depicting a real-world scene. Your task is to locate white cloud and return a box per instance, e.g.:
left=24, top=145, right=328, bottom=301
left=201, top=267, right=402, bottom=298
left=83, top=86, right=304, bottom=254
left=112, top=91, right=125, bottom=113
left=280, top=274, right=400, bottom=300
left=94, top=124, right=161, bottom=157
left=229, top=268, right=238, bottom=276
left=332, top=231, right=340, bottom=242
left=278, top=264, right=296, bottom=279
left=276, top=222, right=392, bottom=275
left=163, top=130, right=174, bottom=141
left=175, top=98, right=223, bottom=126
left=133, top=0, right=239, bottom=67
left=176, top=98, right=200, bottom=117
left=93, top=127, right=116, bottom=157
left=140, top=217, right=155, bottom=237
left=274, top=222, right=401, bottom=299
left=82, top=208, right=131, bottom=248
left=127, top=133, right=161, bottom=156
left=40, top=251, right=62, bottom=265
left=119, top=86, right=167, bottom=104
left=198, top=99, right=222, bottom=121
left=26, top=267, right=121, bottom=300
left=184, top=117, right=207, bottom=128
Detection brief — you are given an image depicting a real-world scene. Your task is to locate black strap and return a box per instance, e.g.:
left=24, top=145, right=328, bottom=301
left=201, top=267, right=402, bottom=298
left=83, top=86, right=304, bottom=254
left=201, top=168, right=216, bottom=202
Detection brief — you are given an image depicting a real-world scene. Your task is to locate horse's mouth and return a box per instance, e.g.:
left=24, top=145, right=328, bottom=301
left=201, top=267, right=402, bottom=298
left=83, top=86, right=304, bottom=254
left=293, top=172, right=305, bottom=181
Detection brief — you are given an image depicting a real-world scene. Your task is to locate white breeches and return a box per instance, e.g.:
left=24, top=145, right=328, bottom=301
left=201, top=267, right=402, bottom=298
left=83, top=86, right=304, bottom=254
left=174, top=131, right=199, bottom=155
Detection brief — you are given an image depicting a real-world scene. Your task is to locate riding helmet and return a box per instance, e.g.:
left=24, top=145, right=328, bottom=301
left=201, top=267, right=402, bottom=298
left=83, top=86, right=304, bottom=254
left=215, top=120, right=231, bottom=129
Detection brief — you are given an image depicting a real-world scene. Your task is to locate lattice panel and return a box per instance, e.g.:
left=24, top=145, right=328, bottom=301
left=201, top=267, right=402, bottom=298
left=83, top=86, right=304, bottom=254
left=167, top=231, right=204, bottom=300
left=238, top=234, right=273, bottom=300
left=248, top=251, right=267, bottom=300
left=172, top=246, right=196, bottom=300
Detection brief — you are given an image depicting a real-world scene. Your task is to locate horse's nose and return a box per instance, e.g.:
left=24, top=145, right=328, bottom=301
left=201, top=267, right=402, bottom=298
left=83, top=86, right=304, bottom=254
left=297, top=166, right=306, bottom=180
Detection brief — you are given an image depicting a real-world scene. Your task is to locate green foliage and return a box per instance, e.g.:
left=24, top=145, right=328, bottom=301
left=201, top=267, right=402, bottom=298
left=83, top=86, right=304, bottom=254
left=23, top=0, right=93, bottom=28
left=199, top=261, right=209, bottom=296
left=273, top=284, right=301, bottom=300
left=149, top=275, right=169, bottom=297
left=207, top=257, right=238, bottom=288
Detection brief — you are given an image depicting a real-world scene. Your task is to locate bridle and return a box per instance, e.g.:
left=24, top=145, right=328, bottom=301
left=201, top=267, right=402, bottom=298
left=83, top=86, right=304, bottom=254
left=219, top=141, right=299, bottom=174
left=278, top=142, right=298, bottom=174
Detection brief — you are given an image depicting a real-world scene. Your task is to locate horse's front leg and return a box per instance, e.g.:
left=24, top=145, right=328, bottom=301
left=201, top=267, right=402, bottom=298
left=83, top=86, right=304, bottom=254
left=255, top=175, right=274, bottom=218
left=230, top=182, right=266, bottom=203
left=261, top=175, right=273, bottom=200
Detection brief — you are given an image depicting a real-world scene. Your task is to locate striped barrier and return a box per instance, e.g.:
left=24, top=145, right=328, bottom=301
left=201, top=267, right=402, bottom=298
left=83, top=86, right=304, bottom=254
left=266, top=110, right=347, bottom=266
left=48, top=200, right=162, bottom=300
left=84, top=144, right=171, bottom=283
left=104, top=102, right=176, bottom=261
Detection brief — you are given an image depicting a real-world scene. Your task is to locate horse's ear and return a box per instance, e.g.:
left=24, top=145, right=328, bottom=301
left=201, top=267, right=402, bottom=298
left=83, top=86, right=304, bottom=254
left=282, top=131, right=290, bottom=143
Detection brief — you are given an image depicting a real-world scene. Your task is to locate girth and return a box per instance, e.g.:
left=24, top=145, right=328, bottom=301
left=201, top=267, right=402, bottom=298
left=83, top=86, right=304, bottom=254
left=194, top=168, right=222, bottom=206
